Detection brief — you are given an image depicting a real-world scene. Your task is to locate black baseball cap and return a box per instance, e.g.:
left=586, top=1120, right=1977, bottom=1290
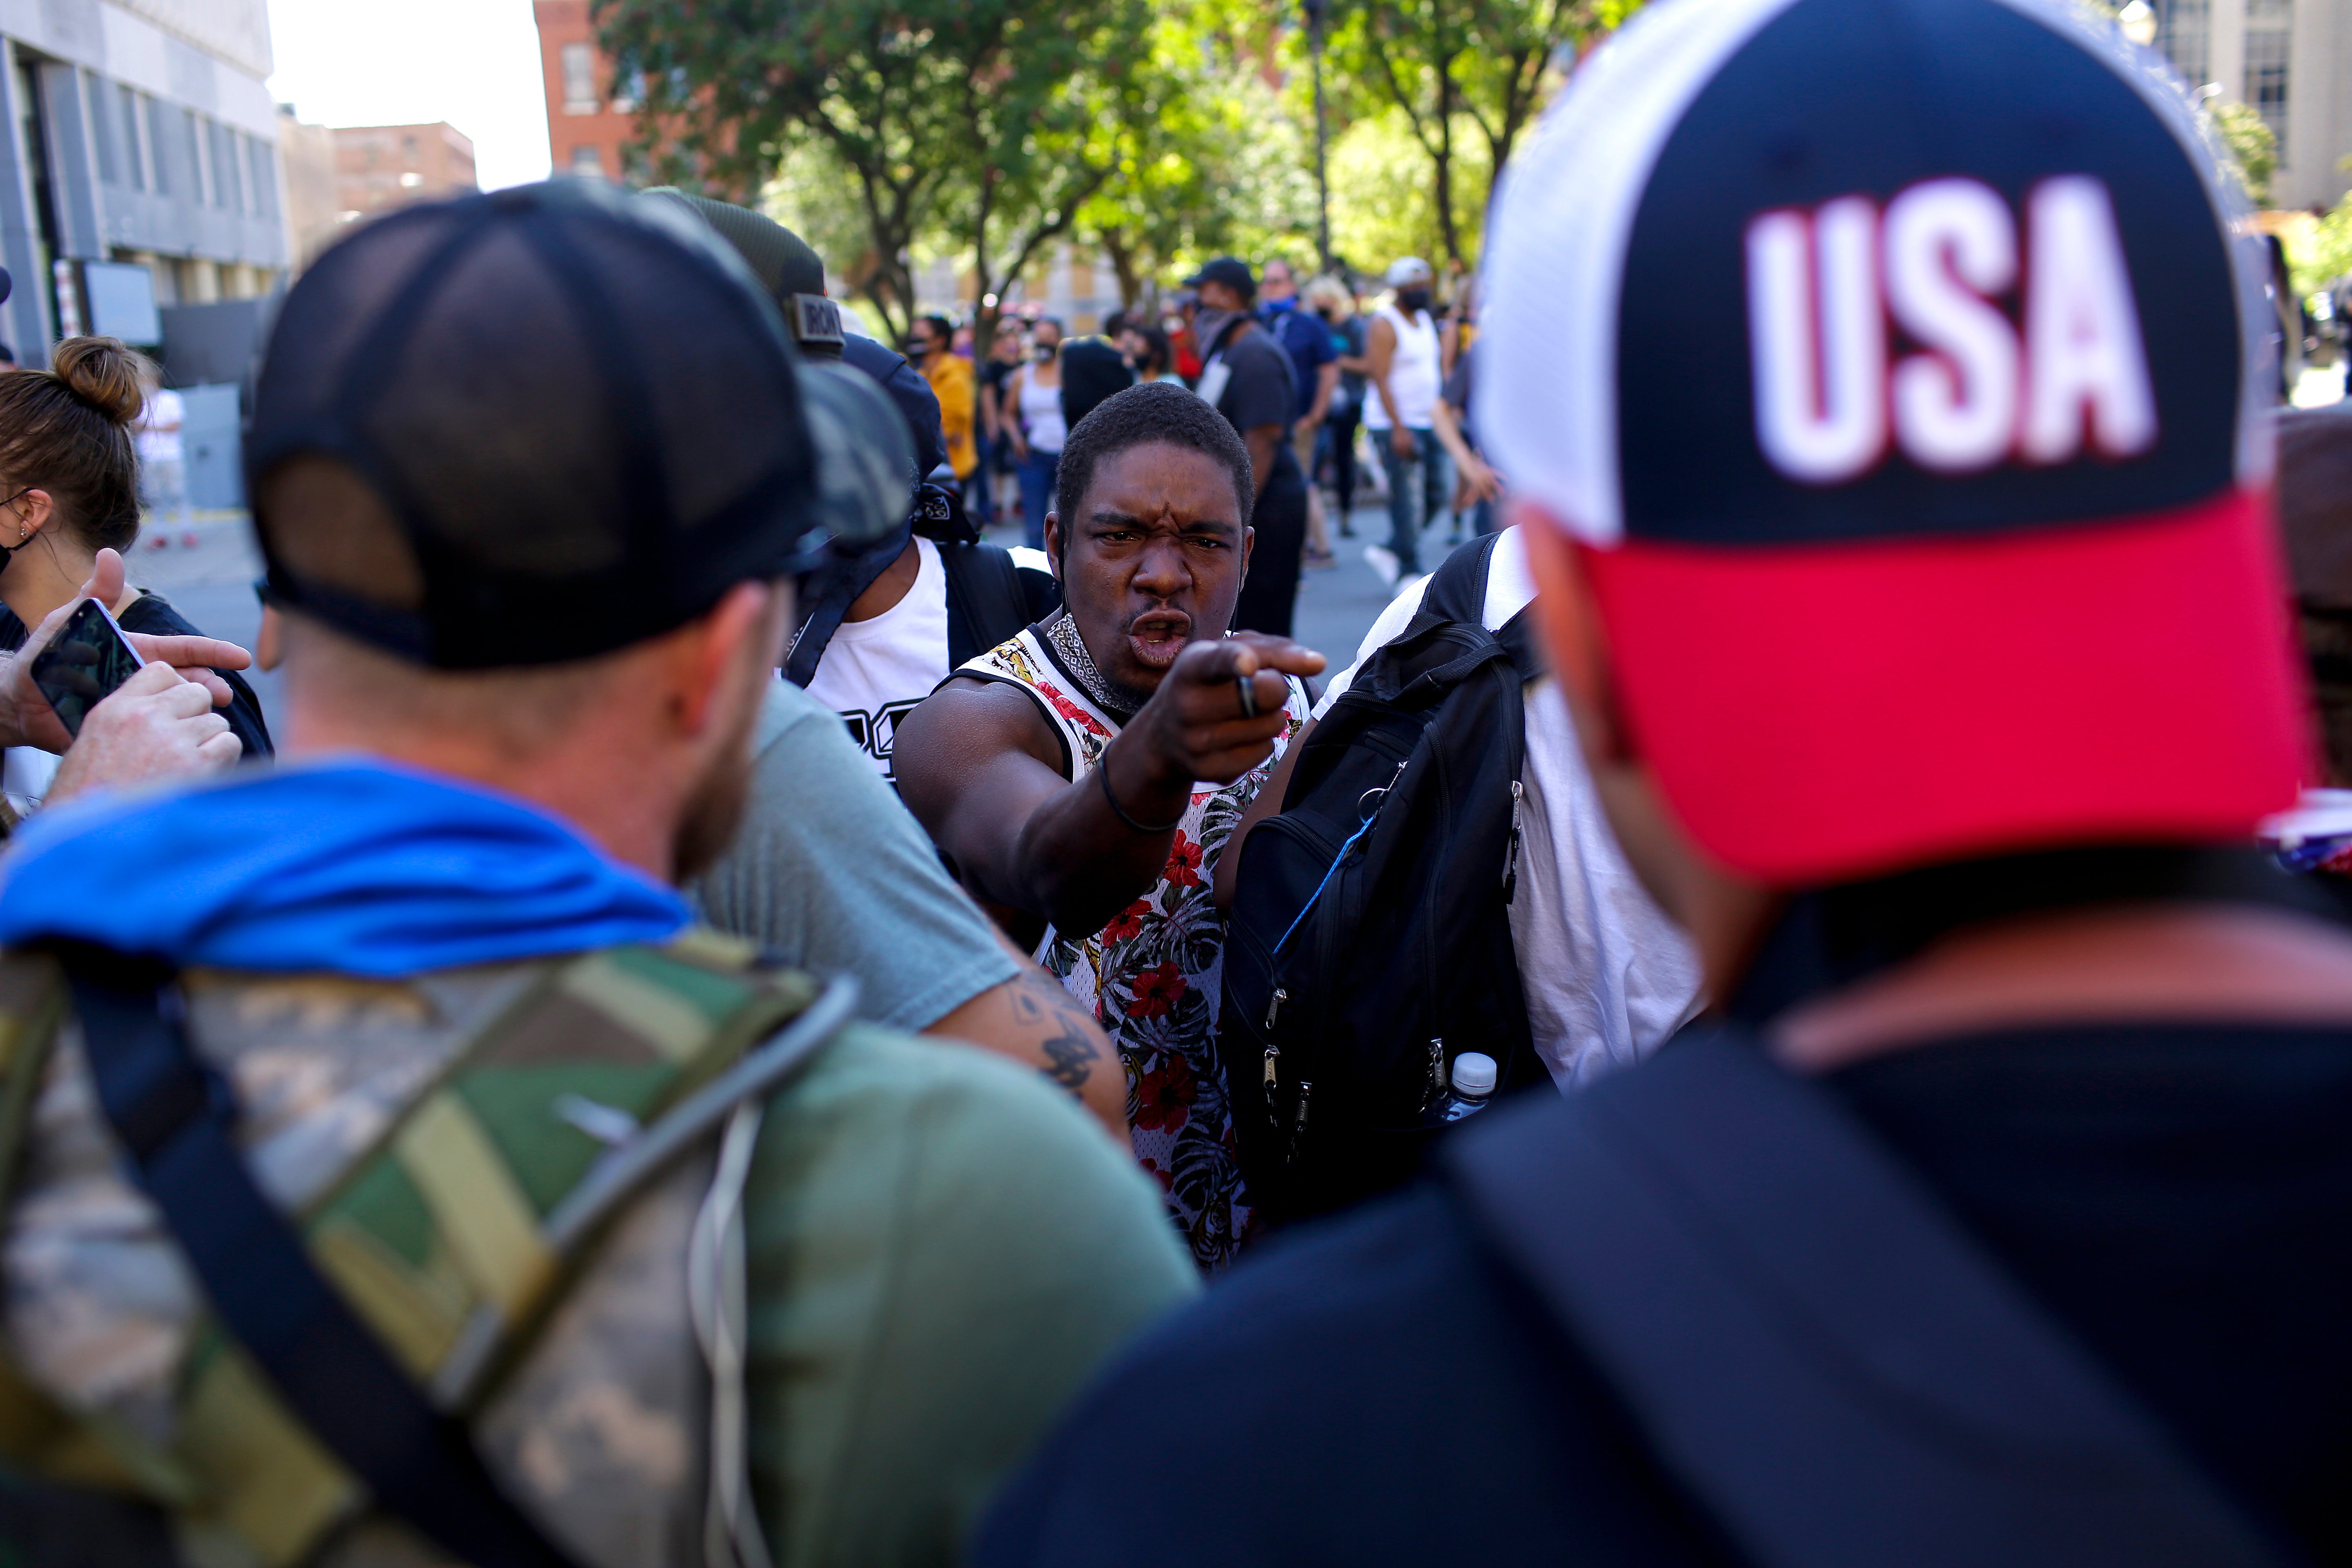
left=638, top=187, right=846, bottom=358
left=1182, top=256, right=1256, bottom=299
left=247, top=179, right=899, bottom=670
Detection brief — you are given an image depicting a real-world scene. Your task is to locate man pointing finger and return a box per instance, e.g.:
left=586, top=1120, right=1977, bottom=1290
left=898, top=382, right=1323, bottom=1270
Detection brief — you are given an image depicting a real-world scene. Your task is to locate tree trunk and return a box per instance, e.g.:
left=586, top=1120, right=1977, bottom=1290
left=1101, top=230, right=1142, bottom=311
left=1433, top=56, right=1462, bottom=266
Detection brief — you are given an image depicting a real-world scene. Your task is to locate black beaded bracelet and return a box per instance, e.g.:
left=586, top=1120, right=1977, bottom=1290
left=1097, top=760, right=1185, bottom=835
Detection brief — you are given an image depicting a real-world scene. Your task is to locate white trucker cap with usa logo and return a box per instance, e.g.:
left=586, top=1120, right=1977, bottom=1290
left=1481, top=0, right=2310, bottom=885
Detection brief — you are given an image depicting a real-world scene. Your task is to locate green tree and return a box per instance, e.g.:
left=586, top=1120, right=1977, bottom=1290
left=1072, top=2, right=1317, bottom=308
left=595, top=0, right=1150, bottom=344
left=2210, top=100, right=2278, bottom=207
left=1321, top=0, right=1588, bottom=269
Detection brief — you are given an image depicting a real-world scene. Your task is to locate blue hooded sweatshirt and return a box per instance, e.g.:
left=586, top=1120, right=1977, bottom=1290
left=0, top=761, right=690, bottom=977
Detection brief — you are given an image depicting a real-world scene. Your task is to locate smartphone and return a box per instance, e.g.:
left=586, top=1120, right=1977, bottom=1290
left=29, top=598, right=145, bottom=739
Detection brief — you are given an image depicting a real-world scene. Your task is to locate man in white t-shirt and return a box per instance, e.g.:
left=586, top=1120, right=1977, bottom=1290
left=1361, top=256, right=1450, bottom=585
left=802, top=532, right=954, bottom=780
left=1237, top=525, right=1703, bottom=1086
left=135, top=384, right=187, bottom=522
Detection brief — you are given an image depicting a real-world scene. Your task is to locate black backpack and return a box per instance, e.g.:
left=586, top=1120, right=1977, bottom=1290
left=1220, top=534, right=1550, bottom=1226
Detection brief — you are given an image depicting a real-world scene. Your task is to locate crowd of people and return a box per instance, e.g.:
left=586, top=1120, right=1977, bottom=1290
left=0, top=0, right=2335, bottom=1561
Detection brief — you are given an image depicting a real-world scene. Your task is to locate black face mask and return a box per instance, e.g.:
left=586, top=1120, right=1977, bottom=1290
left=1396, top=287, right=1432, bottom=315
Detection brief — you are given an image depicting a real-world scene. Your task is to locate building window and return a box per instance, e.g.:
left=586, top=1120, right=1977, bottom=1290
left=247, top=136, right=278, bottom=219
left=2154, top=0, right=2209, bottom=87
left=85, top=72, right=117, bottom=185
left=143, top=96, right=172, bottom=196
left=2244, top=0, right=2291, bottom=156
left=207, top=118, right=243, bottom=211
left=562, top=42, right=598, bottom=114
left=570, top=145, right=605, bottom=178
left=116, top=83, right=143, bottom=191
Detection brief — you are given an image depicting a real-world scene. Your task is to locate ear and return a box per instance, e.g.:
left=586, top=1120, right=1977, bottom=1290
left=1239, top=522, right=1255, bottom=581
left=1043, top=511, right=1064, bottom=581
left=670, top=580, right=777, bottom=738
left=13, top=488, right=52, bottom=539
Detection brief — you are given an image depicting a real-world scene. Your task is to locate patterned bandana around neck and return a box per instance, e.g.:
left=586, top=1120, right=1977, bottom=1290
left=1045, top=610, right=1143, bottom=722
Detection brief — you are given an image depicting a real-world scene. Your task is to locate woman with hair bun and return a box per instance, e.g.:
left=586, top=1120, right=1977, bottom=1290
left=0, top=338, right=268, bottom=809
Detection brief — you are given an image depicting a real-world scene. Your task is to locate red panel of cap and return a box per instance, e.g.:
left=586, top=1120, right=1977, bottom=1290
left=1579, top=487, right=2312, bottom=885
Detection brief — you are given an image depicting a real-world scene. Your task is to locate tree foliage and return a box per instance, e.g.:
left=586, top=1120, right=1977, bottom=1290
left=2209, top=100, right=2277, bottom=208
left=1320, top=0, right=1592, bottom=268
left=595, top=0, right=1152, bottom=343
left=1073, top=0, right=1318, bottom=308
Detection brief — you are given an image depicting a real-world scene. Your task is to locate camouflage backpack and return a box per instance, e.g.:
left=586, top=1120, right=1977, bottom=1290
left=0, top=928, right=855, bottom=1568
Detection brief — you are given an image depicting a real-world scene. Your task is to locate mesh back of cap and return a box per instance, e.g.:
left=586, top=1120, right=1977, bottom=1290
left=250, top=182, right=820, bottom=669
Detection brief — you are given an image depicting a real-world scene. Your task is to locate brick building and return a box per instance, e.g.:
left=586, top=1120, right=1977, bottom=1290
left=532, top=2, right=634, bottom=182
left=331, top=122, right=477, bottom=220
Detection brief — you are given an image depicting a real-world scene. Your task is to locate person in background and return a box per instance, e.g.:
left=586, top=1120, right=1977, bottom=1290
left=1183, top=257, right=1307, bottom=637
left=976, top=0, right=2352, bottom=1560
left=897, top=383, right=1324, bottom=1270
left=133, top=370, right=186, bottom=525
left=1007, top=317, right=1067, bottom=550
left=1361, top=256, right=1449, bottom=588
left=1059, top=335, right=1138, bottom=433
left=0, top=337, right=269, bottom=825
left=910, top=314, right=977, bottom=494
left=978, top=321, right=1027, bottom=528
left=1310, top=276, right=1368, bottom=540
left=2261, top=405, right=2352, bottom=896
left=0, top=183, right=1193, bottom=1568
left=1432, top=339, right=1501, bottom=540
left=1120, top=322, right=1183, bottom=384
left=1259, top=257, right=1341, bottom=568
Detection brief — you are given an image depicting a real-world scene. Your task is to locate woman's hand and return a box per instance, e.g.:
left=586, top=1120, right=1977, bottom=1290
left=0, top=548, right=248, bottom=753
left=47, top=660, right=240, bottom=804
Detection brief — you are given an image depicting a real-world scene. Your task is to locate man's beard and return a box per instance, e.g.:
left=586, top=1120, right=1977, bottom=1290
left=671, top=692, right=764, bottom=883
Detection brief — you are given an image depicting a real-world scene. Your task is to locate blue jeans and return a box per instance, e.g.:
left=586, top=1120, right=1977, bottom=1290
left=1017, top=448, right=1060, bottom=550
left=1376, top=428, right=1448, bottom=574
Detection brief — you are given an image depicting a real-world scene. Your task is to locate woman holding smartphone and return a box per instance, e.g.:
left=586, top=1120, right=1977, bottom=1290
left=0, top=339, right=268, bottom=811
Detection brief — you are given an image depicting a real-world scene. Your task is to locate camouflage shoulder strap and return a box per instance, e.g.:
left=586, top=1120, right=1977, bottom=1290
left=0, top=931, right=854, bottom=1568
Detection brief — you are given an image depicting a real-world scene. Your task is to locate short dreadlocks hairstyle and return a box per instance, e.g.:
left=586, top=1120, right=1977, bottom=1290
left=1054, top=380, right=1255, bottom=528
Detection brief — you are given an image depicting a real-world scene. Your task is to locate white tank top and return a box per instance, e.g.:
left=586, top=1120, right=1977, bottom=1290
left=1363, top=301, right=1441, bottom=431
left=1018, top=363, right=1068, bottom=454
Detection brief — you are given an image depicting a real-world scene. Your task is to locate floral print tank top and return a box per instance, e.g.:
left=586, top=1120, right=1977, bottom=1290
left=959, top=625, right=1308, bottom=1269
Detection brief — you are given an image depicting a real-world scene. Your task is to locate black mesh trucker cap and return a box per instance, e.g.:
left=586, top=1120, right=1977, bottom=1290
left=247, top=180, right=851, bottom=670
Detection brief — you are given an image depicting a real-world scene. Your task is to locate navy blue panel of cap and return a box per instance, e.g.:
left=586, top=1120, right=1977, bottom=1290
left=1613, top=0, right=2241, bottom=547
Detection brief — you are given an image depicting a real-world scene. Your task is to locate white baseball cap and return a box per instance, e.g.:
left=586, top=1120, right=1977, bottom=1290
left=1385, top=256, right=1434, bottom=288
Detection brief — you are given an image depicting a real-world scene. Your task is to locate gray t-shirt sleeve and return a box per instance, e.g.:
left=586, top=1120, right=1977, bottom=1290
left=690, top=682, right=1020, bottom=1033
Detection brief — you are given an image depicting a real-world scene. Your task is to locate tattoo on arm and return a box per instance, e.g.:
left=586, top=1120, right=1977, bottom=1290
left=1009, top=966, right=1106, bottom=1094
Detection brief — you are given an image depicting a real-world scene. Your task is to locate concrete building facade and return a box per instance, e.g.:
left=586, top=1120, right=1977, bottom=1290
left=2155, top=0, right=2352, bottom=209
left=0, top=0, right=288, bottom=360
left=332, top=121, right=477, bottom=221
left=532, top=0, right=633, bottom=183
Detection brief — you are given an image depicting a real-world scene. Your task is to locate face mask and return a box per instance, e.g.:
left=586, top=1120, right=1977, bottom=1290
left=1034, top=343, right=1057, bottom=362
left=1192, top=307, right=1242, bottom=353
left=1397, top=287, right=1432, bottom=315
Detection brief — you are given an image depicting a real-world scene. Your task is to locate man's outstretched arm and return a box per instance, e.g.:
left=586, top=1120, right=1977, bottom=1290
left=897, top=634, right=1323, bottom=941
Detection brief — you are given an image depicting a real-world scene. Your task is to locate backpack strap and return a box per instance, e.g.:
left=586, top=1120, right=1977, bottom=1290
left=1412, top=532, right=1503, bottom=629
left=1440, top=1027, right=2287, bottom=1568
left=940, top=540, right=1031, bottom=668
